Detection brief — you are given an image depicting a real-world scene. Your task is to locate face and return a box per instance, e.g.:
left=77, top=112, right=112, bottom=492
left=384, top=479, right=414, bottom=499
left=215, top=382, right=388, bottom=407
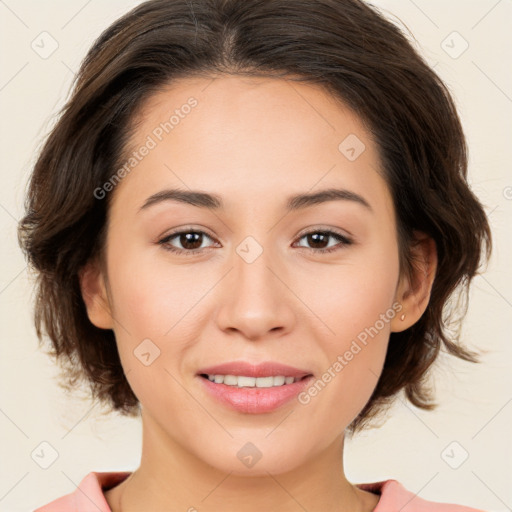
left=84, top=74, right=410, bottom=476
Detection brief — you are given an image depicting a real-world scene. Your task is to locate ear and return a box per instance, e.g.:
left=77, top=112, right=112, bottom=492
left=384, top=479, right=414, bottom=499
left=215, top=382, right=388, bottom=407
left=78, top=258, right=114, bottom=330
left=391, top=230, right=438, bottom=333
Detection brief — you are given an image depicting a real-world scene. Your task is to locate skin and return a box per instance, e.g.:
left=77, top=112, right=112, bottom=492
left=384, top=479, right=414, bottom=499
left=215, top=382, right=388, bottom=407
left=80, top=75, right=437, bottom=512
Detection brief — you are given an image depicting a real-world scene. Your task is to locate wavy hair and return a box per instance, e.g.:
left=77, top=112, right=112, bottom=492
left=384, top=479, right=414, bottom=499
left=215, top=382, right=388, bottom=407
left=18, top=0, right=492, bottom=435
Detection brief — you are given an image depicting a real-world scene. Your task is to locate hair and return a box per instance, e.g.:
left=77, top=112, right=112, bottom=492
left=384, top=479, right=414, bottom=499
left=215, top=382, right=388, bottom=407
left=18, top=0, right=491, bottom=435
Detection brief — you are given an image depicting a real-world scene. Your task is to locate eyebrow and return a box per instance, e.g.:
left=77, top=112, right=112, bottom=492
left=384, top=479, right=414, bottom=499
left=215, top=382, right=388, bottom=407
left=138, top=187, right=373, bottom=213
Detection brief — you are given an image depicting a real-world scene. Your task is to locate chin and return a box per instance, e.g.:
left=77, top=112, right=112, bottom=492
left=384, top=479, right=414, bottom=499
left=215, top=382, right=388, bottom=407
left=194, top=436, right=308, bottom=477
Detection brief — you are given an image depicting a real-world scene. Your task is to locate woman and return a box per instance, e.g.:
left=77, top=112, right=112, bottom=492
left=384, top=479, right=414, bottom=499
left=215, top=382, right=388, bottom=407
left=19, top=0, right=491, bottom=510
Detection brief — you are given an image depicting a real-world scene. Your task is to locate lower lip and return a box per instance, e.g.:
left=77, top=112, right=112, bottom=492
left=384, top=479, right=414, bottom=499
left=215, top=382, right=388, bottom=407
left=197, top=375, right=314, bottom=414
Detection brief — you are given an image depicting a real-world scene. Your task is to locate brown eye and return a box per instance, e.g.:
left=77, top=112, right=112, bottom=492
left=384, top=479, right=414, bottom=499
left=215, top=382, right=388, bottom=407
left=158, top=228, right=352, bottom=257
left=175, top=232, right=204, bottom=250
left=159, top=230, right=216, bottom=255
left=294, top=230, right=353, bottom=254
left=305, top=232, right=330, bottom=249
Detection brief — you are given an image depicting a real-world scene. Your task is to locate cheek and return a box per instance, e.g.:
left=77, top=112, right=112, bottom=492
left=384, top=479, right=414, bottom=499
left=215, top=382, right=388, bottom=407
left=104, top=241, right=215, bottom=408
left=104, top=248, right=196, bottom=412
left=106, top=239, right=210, bottom=340
left=292, top=244, right=399, bottom=430
left=298, top=241, right=400, bottom=342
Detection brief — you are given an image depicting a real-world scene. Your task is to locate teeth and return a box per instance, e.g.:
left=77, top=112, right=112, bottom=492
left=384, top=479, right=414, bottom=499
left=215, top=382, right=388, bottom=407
left=206, top=374, right=300, bottom=387
left=234, top=375, right=256, bottom=387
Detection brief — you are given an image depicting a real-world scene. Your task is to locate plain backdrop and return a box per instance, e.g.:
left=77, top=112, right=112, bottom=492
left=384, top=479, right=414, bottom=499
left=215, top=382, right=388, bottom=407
left=0, top=1, right=511, bottom=511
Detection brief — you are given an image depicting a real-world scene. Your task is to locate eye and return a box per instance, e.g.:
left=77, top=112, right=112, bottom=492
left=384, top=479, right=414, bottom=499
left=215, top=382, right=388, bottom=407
left=293, top=229, right=353, bottom=254
left=158, top=229, right=218, bottom=256
left=158, top=228, right=353, bottom=256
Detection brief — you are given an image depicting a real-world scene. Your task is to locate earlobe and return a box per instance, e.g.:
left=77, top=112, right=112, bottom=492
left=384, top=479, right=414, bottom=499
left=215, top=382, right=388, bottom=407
left=78, top=259, right=114, bottom=330
left=391, top=231, right=437, bottom=333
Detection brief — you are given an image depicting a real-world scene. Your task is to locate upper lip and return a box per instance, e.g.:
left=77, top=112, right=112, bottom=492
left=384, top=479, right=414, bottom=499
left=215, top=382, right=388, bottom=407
left=197, top=361, right=313, bottom=379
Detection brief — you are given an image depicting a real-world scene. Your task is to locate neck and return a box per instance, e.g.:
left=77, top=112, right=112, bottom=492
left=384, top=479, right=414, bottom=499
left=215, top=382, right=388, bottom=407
left=106, top=410, right=379, bottom=512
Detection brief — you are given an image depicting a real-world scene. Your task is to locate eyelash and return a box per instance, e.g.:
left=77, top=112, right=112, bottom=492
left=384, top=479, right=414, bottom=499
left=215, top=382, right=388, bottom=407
left=158, top=228, right=353, bottom=256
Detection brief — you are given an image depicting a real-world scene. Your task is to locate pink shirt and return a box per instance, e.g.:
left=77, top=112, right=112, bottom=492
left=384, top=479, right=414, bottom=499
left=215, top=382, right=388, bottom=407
left=33, top=471, right=486, bottom=512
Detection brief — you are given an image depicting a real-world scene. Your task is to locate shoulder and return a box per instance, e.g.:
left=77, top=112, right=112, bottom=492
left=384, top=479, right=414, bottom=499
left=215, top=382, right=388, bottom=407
left=356, top=479, right=487, bottom=512
left=33, top=471, right=131, bottom=512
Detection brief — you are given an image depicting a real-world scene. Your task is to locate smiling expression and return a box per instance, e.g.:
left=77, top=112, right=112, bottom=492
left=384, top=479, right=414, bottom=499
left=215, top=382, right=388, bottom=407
left=81, top=74, right=408, bottom=475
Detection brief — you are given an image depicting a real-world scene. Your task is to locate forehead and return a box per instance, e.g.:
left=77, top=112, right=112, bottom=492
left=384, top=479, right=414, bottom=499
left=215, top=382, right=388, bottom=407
left=109, top=74, right=393, bottom=220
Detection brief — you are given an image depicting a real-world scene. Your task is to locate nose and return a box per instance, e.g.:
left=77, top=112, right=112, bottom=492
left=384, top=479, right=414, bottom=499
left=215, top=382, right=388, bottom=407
left=214, top=239, right=297, bottom=341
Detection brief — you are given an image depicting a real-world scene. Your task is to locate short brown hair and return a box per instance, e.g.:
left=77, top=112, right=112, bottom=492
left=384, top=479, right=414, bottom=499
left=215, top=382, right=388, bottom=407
left=18, top=0, right=492, bottom=435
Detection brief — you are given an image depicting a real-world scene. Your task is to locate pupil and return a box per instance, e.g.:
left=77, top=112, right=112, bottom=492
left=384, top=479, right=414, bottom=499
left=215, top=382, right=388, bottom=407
left=308, top=232, right=328, bottom=249
left=181, top=232, right=202, bottom=249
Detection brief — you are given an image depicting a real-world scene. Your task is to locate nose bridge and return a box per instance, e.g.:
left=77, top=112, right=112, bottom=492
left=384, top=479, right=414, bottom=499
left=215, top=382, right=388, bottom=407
left=232, top=233, right=281, bottom=304
left=215, top=232, right=295, bottom=338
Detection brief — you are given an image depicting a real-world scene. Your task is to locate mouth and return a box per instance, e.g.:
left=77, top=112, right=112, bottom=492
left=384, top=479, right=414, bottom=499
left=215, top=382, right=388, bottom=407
left=195, top=361, right=314, bottom=414
left=198, top=373, right=311, bottom=387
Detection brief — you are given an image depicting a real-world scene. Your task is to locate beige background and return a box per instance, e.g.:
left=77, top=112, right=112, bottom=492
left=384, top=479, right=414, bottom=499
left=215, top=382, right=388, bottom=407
left=0, top=1, right=511, bottom=511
